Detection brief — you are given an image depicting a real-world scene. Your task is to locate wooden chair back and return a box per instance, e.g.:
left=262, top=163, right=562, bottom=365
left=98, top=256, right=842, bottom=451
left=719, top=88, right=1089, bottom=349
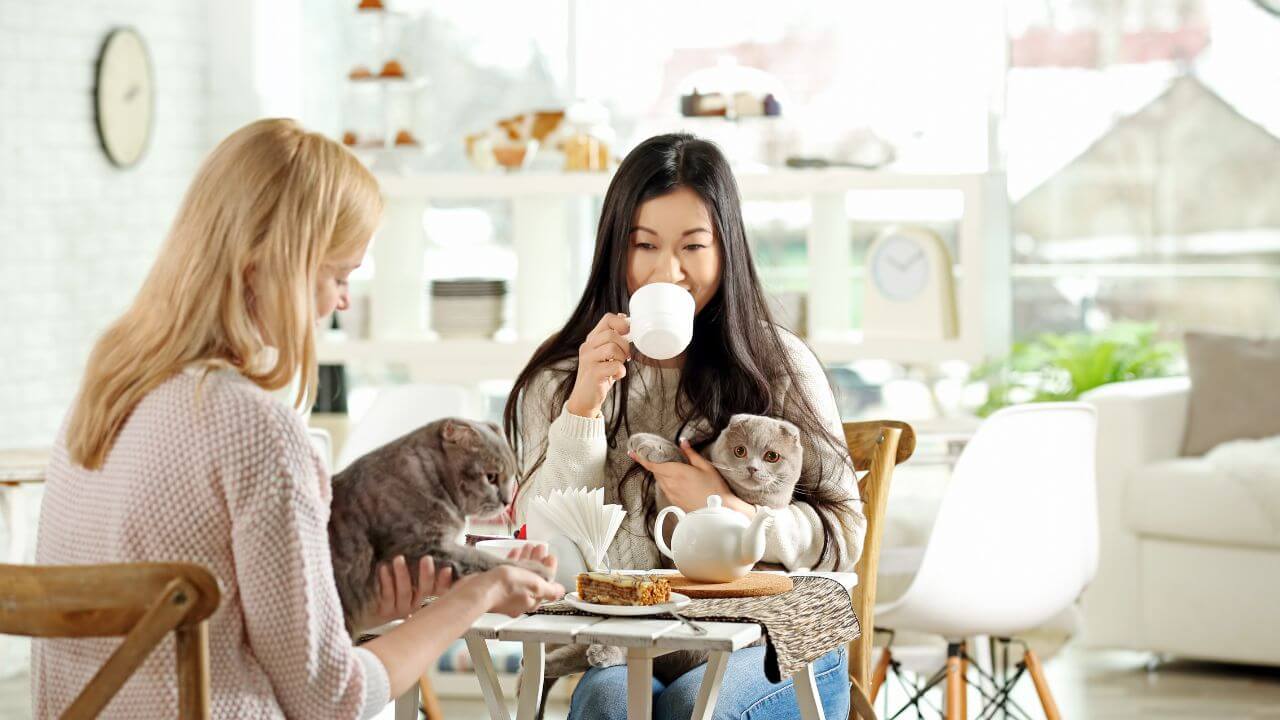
left=843, top=420, right=914, bottom=720
left=0, top=562, right=221, bottom=719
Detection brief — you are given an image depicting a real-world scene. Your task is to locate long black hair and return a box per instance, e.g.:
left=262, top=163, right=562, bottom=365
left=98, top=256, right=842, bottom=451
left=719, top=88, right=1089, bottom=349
left=503, top=133, right=857, bottom=568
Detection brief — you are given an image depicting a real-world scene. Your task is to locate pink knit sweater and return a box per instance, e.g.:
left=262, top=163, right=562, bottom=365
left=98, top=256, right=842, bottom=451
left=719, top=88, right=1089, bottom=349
left=33, top=368, right=387, bottom=719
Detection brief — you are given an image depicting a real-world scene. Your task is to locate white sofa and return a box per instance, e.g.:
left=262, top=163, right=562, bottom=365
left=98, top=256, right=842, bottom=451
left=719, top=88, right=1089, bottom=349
left=1081, top=377, right=1280, bottom=665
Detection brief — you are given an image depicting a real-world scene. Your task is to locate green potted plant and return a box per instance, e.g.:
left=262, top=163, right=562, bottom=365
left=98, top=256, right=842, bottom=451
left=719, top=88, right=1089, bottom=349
left=970, top=322, right=1182, bottom=417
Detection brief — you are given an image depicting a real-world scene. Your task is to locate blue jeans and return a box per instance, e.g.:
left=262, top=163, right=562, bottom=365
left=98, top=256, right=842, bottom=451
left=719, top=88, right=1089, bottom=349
left=568, top=645, right=849, bottom=720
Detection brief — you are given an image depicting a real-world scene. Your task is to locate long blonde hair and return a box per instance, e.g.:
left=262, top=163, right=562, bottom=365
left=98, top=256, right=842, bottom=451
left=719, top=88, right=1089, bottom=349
left=67, top=118, right=382, bottom=470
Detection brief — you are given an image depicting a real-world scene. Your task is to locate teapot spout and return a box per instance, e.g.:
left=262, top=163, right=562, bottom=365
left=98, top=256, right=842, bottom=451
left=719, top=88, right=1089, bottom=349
left=735, top=507, right=775, bottom=567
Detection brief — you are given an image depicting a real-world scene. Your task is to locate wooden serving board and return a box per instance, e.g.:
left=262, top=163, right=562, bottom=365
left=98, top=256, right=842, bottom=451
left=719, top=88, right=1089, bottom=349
left=666, top=572, right=793, bottom=599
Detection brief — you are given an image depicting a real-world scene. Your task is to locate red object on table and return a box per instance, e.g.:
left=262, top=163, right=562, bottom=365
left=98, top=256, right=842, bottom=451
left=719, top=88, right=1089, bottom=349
left=515, top=524, right=527, bottom=540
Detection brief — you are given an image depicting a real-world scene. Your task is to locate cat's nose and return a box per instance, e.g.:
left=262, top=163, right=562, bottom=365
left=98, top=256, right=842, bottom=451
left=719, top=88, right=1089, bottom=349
left=747, top=465, right=758, bottom=475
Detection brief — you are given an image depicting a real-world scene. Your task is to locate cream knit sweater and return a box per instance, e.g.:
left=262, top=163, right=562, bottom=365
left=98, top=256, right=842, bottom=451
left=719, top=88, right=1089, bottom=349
left=513, top=331, right=864, bottom=573
left=33, top=368, right=388, bottom=719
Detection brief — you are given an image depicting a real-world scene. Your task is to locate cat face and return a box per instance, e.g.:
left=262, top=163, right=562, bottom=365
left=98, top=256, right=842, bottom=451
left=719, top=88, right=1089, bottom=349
left=434, top=418, right=517, bottom=518
left=709, top=414, right=803, bottom=507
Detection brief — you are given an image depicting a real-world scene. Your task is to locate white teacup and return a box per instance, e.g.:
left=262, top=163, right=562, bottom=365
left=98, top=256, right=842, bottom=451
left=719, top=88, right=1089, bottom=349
left=476, top=538, right=549, bottom=560
left=626, top=282, right=695, bottom=360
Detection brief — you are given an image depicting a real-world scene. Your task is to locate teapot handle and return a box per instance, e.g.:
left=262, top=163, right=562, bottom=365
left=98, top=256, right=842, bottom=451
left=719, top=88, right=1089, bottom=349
left=654, top=505, right=684, bottom=561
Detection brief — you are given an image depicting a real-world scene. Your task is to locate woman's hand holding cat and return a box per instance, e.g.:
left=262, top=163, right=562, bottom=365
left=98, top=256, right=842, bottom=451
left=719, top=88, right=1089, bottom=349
left=629, top=439, right=757, bottom=517
left=566, top=313, right=632, bottom=419
left=362, top=555, right=452, bottom=630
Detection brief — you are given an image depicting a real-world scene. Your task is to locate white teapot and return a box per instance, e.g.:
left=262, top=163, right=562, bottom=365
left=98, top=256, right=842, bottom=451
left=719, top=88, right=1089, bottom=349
left=655, top=495, right=774, bottom=583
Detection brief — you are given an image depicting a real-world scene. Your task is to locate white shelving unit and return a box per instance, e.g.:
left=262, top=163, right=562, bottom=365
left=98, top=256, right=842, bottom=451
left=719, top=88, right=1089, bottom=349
left=318, top=168, right=1010, bottom=381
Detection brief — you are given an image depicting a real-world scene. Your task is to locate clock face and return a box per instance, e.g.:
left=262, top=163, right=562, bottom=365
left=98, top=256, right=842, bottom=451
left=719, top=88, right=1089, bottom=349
left=870, top=234, right=930, bottom=302
left=95, top=28, right=154, bottom=168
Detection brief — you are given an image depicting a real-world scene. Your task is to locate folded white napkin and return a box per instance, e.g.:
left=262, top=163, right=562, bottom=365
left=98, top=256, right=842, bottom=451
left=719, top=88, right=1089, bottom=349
left=526, top=488, right=626, bottom=571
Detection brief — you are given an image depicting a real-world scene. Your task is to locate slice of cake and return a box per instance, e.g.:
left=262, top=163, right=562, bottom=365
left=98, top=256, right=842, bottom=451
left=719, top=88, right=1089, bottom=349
left=576, top=572, right=670, bottom=606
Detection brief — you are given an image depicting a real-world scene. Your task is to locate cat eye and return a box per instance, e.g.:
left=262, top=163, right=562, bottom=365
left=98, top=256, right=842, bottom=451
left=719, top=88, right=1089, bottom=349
left=485, top=472, right=500, bottom=485
left=763, top=451, right=781, bottom=463
left=733, top=445, right=747, bottom=458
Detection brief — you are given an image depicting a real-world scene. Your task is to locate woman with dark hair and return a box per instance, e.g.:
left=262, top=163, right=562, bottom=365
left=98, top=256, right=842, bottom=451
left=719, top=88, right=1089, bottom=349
left=506, top=133, right=857, bottom=719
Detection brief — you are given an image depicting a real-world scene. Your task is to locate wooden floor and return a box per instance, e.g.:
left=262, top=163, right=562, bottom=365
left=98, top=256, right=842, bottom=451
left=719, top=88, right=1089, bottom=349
left=4, top=647, right=1279, bottom=719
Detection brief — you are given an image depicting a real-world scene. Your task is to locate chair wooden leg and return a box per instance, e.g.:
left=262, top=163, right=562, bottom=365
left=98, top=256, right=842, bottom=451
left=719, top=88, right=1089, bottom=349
left=945, top=643, right=963, bottom=720
left=175, top=621, right=210, bottom=720
left=959, top=643, right=968, bottom=718
left=849, top=635, right=871, bottom=694
left=870, top=647, right=891, bottom=702
left=850, top=678, right=877, bottom=720
left=1024, top=649, right=1062, bottom=720
left=419, top=672, right=444, bottom=720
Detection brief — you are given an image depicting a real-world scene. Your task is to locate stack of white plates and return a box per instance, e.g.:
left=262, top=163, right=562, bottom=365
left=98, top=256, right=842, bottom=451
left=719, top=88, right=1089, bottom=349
left=430, top=278, right=507, bottom=338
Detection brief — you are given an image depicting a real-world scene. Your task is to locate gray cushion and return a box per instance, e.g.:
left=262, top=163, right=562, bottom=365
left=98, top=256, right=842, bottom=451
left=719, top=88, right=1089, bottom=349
left=1182, top=331, right=1280, bottom=456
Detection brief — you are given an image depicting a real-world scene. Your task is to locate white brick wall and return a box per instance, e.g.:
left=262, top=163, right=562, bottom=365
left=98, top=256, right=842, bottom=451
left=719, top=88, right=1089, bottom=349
left=0, top=0, right=211, bottom=449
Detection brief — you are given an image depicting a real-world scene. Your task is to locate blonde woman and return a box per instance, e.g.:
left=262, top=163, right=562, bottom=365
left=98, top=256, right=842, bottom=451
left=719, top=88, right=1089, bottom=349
left=33, top=119, right=562, bottom=719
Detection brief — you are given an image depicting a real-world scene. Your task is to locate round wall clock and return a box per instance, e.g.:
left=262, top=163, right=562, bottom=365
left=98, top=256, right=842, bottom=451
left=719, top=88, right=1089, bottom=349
left=94, top=28, right=154, bottom=168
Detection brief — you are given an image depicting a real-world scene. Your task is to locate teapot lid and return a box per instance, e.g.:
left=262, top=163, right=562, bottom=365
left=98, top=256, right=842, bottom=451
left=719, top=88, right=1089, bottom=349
left=691, top=494, right=736, bottom=517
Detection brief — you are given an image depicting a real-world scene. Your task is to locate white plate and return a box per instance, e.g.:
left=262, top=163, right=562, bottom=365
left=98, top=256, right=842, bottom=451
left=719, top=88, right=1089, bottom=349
left=563, top=591, right=691, bottom=617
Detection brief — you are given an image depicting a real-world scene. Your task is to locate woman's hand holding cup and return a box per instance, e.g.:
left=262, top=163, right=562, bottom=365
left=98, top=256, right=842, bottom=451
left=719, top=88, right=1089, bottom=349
left=566, top=313, right=631, bottom=419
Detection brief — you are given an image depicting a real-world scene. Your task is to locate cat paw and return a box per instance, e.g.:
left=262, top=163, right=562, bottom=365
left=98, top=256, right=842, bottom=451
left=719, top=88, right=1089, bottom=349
left=515, top=558, right=555, bottom=581
left=627, top=433, right=684, bottom=465
left=586, top=643, right=627, bottom=669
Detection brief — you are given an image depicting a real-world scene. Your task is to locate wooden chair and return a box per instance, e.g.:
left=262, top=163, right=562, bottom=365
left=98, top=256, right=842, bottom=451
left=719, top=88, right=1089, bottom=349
left=843, top=421, right=915, bottom=720
left=0, top=562, right=221, bottom=719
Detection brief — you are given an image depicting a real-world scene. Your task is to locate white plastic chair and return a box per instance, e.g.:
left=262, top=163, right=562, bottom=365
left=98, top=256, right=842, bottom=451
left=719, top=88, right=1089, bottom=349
left=870, top=402, right=1097, bottom=720
left=307, top=428, right=334, bottom=474
left=335, top=384, right=473, bottom=471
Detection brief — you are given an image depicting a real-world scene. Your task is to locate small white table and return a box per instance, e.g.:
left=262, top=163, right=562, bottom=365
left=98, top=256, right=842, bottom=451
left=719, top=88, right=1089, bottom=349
left=0, top=448, right=48, bottom=564
left=460, top=571, right=857, bottom=720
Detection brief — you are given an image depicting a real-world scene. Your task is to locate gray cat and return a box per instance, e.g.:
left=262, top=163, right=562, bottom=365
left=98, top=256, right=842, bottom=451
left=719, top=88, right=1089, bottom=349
left=586, top=414, right=804, bottom=682
left=328, top=417, right=551, bottom=632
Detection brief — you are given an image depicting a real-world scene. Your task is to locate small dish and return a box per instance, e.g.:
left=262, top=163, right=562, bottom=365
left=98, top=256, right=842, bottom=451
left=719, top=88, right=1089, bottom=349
left=563, top=591, right=691, bottom=617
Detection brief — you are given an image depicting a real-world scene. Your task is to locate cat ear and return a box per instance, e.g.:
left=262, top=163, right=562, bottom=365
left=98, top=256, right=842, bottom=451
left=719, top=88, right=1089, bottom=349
left=781, top=421, right=800, bottom=440
left=441, top=419, right=476, bottom=445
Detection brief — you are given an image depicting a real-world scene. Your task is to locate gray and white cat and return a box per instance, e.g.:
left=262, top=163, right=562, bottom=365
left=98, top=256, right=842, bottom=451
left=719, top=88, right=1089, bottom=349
left=631, top=413, right=804, bottom=510
left=586, top=414, right=805, bottom=682
left=328, top=417, right=551, bottom=632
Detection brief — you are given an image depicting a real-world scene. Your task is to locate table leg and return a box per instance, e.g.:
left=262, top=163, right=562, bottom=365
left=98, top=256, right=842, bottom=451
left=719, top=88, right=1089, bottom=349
left=795, top=662, right=827, bottom=720
left=465, top=634, right=512, bottom=720
left=394, top=685, right=418, bottom=720
left=516, top=641, right=545, bottom=720
left=0, top=485, right=28, bottom=564
left=690, top=650, right=730, bottom=720
left=626, top=647, right=659, bottom=719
